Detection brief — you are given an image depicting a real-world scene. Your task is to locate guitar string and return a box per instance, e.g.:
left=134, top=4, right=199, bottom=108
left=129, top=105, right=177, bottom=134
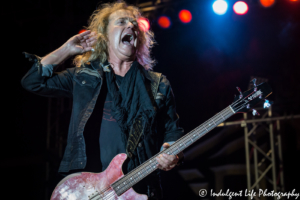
left=101, top=107, right=235, bottom=198
left=96, top=99, right=245, bottom=198
left=232, top=88, right=261, bottom=108
left=233, top=104, right=247, bottom=113
left=108, top=193, right=119, bottom=200
left=168, top=107, right=233, bottom=155
left=231, top=91, right=261, bottom=112
left=231, top=89, right=260, bottom=111
left=90, top=188, right=117, bottom=200
left=104, top=190, right=116, bottom=200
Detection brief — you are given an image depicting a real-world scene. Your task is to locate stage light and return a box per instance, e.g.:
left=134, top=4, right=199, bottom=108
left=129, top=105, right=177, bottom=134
left=259, top=0, right=275, bottom=7
left=212, top=0, right=228, bottom=15
left=179, top=10, right=192, bottom=23
left=158, top=16, right=171, bottom=29
left=233, top=1, right=248, bottom=15
left=138, top=17, right=150, bottom=31
left=78, top=29, right=87, bottom=34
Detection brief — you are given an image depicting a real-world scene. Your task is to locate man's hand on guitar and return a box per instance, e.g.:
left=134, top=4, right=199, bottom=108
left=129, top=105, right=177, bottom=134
left=156, top=143, right=180, bottom=171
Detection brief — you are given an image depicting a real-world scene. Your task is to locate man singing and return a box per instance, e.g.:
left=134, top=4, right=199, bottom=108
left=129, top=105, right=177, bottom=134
left=22, top=1, right=184, bottom=199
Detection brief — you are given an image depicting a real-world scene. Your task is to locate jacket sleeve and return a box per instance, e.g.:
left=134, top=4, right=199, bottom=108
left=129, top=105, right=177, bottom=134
left=21, top=52, right=75, bottom=98
left=158, top=76, right=184, bottom=143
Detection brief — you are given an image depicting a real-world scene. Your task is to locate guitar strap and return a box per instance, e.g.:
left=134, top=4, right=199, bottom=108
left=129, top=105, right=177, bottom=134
left=126, top=71, right=162, bottom=158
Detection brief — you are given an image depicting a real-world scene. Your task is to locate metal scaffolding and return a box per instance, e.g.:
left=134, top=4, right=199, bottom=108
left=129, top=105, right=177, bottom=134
left=218, top=107, right=300, bottom=200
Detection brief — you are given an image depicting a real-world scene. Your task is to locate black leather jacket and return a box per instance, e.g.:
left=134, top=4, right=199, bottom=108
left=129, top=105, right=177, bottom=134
left=21, top=54, right=184, bottom=174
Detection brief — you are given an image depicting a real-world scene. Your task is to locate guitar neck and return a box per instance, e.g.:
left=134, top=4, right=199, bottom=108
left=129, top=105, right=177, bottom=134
left=111, top=106, right=235, bottom=196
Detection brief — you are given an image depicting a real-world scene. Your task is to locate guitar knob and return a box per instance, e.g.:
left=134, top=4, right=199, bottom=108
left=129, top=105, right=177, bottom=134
left=236, top=87, right=243, bottom=98
left=251, top=78, right=257, bottom=87
left=263, top=99, right=271, bottom=108
left=251, top=78, right=257, bottom=91
left=252, top=109, right=260, bottom=116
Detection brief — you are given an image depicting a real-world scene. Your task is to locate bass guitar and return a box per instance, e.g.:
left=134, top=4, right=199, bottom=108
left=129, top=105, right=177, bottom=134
left=51, top=80, right=272, bottom=200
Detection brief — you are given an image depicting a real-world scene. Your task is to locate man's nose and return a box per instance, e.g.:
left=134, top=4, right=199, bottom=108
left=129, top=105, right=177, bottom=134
left=127, top=21, right=134, bottom=28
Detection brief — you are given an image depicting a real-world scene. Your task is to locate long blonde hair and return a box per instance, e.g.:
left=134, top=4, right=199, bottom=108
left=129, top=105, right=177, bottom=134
left=73, top=1, right=156, bottom=70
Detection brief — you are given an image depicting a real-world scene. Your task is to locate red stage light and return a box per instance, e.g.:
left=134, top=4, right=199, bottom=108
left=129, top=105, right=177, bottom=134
left=78, top=29, right=87, bottom=34
left=158, top=16, right=171, bottom=28
left=233, top=1, right=248, bottom=15
left=179, top=10, right=192, bottom=23
left=138, top=18, right=150, bottom=32
left=259, top=0, right=275, bottom=7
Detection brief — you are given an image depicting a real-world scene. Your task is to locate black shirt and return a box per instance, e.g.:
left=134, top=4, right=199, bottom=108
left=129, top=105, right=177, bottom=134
left=99, top=75, right=126, bottom=171
left=83, top=74, right=125, bottom=172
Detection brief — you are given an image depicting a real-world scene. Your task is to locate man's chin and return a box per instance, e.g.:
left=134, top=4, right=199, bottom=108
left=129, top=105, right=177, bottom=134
left=120, top=43, right=136, bottom=50
left=118, top=47, right=136, bottom=59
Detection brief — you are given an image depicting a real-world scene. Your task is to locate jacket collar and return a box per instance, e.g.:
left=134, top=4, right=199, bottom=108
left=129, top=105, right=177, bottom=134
left=89, top=59, right=104, bottom=78
left=141, top=67, right=154, bottom=82
left=90, top=59, right=102, bottom=71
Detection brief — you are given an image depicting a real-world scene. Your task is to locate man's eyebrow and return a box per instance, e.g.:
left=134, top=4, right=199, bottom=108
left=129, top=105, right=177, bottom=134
left=117, top=17, right=136, bottom=21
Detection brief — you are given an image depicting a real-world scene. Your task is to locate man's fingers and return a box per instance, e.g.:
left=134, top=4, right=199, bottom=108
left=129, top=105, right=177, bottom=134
left=156, top=154, right=178, bottom=169
left=83, top=34, right=91, bottom=40
left=76, top=30, right=91, bottom=40
left=78, top=32, right=96, bottom=42
left=79, top=30, right=91, bottom=36
left=86, top=38, right=97, bottom=46
left=156, top=155, right=169, bottom=167
left=80, top=39, right=96, bottom=50
left=162, top=154, right=178, bottom=163
left=157, top=162, right=175, bottom=171
left=80, top=36, right=97, bottom=46
left=82, top=47, right=93, bottom=53
left=157, top=157, right=176, bottom=171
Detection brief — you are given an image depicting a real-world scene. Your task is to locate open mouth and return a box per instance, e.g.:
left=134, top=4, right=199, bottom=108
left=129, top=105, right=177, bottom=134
left=121, top=33, right=134, bottom=45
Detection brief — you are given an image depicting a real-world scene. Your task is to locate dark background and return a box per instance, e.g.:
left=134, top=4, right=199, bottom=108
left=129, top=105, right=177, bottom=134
left=3, top=0, right=300, bottom=199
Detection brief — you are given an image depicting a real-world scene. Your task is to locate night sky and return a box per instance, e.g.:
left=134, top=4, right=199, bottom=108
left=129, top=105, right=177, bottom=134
left=3, top=0, right=300, bottom=199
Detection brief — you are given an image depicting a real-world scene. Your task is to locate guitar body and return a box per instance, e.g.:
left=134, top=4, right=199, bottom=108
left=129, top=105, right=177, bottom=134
left=50, top=153, right=148, bottom=200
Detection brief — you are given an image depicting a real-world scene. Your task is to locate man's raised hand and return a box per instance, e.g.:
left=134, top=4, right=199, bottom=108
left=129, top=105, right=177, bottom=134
left=64, top=30, right=97, bottom=56
left=41, top=30, right=98, bottom=65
